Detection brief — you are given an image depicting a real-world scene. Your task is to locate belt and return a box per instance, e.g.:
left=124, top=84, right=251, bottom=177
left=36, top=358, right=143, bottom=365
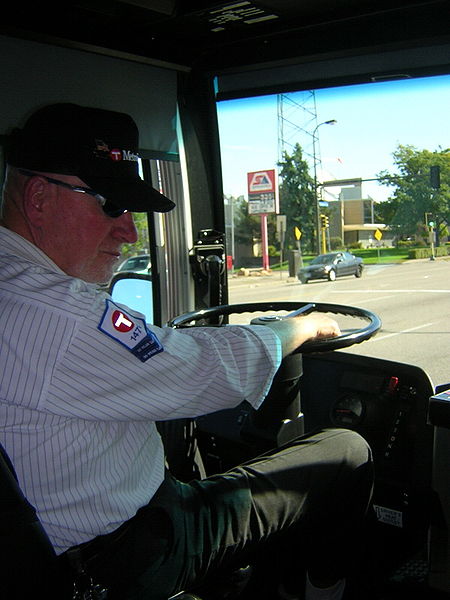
left=65, top=519, right=133, bottom=567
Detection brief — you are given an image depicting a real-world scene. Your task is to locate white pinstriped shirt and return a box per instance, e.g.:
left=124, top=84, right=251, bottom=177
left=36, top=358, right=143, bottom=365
left=0, top=226, right=281, bottom=554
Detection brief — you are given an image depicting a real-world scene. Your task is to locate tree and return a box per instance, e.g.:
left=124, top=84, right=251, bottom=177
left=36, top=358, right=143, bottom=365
left=377, top=145, right=450, bottom=243
left=228, top=195, right=261, bottom=246
left=278, top=143, right=316, bottom=252
left=225, top=195, right=278, bottom=258
left=121, top=212, right=150, bottom=258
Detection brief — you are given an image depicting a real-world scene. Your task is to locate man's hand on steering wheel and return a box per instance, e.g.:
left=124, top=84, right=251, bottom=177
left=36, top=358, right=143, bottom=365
left=169, top=302, right=381, bottom=353
left=260, top=313, right=341, bottom=358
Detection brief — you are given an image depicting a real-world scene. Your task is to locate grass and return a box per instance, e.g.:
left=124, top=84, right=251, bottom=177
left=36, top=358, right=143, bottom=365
left=351, top=247, right=411, bottom=264
left=271, top=246, right=430, bottom=270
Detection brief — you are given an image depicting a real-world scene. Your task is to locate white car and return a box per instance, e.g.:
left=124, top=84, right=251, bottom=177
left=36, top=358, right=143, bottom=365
left=116, top=254, right=151, bottom=275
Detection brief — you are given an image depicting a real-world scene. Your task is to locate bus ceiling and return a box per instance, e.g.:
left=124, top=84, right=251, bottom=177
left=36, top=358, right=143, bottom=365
left=0, top=1, right=449, bottom=88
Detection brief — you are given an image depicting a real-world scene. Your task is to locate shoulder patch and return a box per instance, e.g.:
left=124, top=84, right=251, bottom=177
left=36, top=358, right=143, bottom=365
left=98, top=299, right=163, bottom=362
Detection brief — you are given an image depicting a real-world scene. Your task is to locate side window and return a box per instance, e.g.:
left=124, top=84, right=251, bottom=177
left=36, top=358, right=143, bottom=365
left=109, top=157, right=187, bottom=327
left=108, top=159, right=153, bottom=322
left=116, top=212, right=151, bottom=274
left=108, top=213, right=154, bottom=323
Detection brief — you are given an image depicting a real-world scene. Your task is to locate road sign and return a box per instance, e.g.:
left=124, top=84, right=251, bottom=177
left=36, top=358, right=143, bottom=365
left=276, top=215, right=286, bottom=240
left=294, top=226, right=302, bottom=240
left=374, top=229, right=383, bottom=241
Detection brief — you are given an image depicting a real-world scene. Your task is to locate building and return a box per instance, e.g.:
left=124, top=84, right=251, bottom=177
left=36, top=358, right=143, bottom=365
left=326, top=178, right=391, bottom=248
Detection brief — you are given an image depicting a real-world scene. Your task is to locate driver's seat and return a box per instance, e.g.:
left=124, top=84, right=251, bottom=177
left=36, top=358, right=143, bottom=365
left=0, top=438, right=251, bottom=600
left=0, top=442, right=64, bottom=599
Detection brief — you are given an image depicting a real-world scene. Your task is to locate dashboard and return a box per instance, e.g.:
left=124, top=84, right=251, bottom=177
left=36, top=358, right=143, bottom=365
left=301, top=352, right=434, bottom=477
left=300, top=351, right=436, bottom=569
left=196, top=350, right=437, bottom=572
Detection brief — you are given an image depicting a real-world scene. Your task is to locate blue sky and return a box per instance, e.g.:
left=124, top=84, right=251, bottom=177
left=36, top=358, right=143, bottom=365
left=217, top=74, right=450, bottom=203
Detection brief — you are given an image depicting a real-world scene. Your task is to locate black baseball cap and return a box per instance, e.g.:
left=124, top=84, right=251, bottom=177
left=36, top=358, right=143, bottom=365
left=6, top=103, right=175, bottom=213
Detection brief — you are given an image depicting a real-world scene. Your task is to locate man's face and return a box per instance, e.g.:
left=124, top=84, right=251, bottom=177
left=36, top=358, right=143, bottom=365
left=37, top=174, right=138, bottom=284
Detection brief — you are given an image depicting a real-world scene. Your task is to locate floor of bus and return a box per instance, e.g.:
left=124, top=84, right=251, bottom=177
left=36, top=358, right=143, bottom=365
left=346, top=530, right=448, bottom=600
left=226, top=534, right=449, bottom=600
left=239, top=561, right=448, bottom=600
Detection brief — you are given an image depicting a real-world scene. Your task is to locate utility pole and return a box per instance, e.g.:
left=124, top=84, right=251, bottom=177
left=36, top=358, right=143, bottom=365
left=277, top=93, right=336, bottom=255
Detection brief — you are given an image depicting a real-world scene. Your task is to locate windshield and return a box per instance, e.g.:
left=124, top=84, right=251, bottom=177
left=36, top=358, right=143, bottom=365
left=310, top=254, right=335, bottom=265
left=217, top=74, right=450, bottom=387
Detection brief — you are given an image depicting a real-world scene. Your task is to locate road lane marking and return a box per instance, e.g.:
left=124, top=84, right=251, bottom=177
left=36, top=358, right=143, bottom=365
left=329, top=289, right=450, bottom=293
left=367, top=322, right=434, bottom=343
left=363, top=295, right=397, bottom=303
left=342, top=294, right=396, bottom=304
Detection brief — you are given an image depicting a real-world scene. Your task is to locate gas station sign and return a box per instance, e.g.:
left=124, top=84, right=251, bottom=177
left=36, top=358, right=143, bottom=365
left=247, top=170, right=278, bottom=214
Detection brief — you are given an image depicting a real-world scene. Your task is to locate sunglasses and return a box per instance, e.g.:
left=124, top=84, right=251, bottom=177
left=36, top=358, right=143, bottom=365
left=18, top=169, right=127, bottom=218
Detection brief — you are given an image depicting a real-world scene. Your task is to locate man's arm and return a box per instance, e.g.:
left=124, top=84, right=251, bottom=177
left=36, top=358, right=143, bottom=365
left=260, top=313, right=341, bottom=358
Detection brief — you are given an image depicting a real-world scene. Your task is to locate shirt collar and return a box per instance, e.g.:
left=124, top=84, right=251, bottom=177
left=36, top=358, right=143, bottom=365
left=0, top=225, right=66, bottom=275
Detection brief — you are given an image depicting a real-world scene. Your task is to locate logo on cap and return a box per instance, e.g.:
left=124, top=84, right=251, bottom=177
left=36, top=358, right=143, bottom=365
left=94, top=139, right=139, bottom=162
left=110, top=149, right=122, bottom=161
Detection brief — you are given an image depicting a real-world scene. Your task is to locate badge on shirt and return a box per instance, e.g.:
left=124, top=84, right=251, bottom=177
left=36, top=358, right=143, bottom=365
left=98, top=299, right=163, bottom=362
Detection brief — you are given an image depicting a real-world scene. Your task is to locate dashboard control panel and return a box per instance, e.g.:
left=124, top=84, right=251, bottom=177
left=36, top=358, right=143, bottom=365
left=299, top=351, right=435, bottom=564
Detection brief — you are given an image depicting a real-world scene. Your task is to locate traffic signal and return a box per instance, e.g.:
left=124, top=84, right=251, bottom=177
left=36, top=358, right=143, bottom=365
left=430, top=165, right=440, bottom=190
left=320, top=214, right=329, bottom=228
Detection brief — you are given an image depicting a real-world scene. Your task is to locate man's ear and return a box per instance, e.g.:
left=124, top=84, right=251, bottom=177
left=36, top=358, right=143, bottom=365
left=22, top=176, right=49, bottom=225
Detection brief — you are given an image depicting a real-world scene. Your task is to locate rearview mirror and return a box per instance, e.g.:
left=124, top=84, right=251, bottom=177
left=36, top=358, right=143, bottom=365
left=108, top=273, right=153, bottom=324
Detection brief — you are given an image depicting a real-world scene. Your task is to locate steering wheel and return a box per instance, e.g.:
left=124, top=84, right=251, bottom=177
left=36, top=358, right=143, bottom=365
left=168, top=301, right=381, bottom=353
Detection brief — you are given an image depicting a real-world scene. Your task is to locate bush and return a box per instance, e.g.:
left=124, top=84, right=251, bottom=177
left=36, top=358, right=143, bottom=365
left=397, top=238, right=427, bottom=248
left=408, top=246, right=450, bottom=259
left=348, top=241, right=363, bottom=250
left=330, top=237, right=343, bottom=250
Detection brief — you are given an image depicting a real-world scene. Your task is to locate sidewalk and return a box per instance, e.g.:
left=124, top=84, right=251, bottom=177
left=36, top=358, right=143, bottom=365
left=228, top=268, right=295, bottom=287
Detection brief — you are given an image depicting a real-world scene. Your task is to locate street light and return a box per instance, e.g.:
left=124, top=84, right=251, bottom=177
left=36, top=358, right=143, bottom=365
left=313, top=119, right=337, bottom=254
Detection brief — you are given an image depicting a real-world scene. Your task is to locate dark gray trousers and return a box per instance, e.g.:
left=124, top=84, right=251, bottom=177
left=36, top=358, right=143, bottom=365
left=67, top=428, right=373, bottom=599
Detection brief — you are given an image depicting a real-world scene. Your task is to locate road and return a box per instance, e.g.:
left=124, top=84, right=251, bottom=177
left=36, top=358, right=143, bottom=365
left=227, top=258, right=450, bottom=388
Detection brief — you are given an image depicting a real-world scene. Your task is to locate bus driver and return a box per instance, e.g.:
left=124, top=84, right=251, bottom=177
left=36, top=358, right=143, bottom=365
left=0, top=103, right=373, bottom=600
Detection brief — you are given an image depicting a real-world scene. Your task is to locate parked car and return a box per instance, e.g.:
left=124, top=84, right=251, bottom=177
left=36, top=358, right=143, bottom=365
left=298, top=251, right=363, bottom=283
left=115, top=254, right=151, bottom=275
